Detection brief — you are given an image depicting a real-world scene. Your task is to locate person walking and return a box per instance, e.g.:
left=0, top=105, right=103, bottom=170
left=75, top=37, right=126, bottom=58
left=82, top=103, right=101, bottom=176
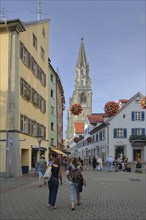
left=97, top=157, right=103, bottom=171
left=66, top=157, right=86, bottom=211
left=92, top=156, right=97, bottom=170
left=48, top=158, right=62, bottom=209
left=64, top=157, right=68, bottom=171
left=38, top=155, right=47, bottom=186
left=135, top=158, right=142, bottom=173
left=106, top=155, right=113, bottom=172
left=121, top=158, right=126, bottom=172
left=114, top=157, right=119, bottom=172
left=34, top=159, right=38, bottom=177
left=48, top=157, right=54, bottom=166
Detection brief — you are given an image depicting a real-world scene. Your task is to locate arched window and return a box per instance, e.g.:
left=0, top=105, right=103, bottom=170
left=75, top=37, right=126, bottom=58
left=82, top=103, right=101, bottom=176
left=80, top=93, right=86, bottom=104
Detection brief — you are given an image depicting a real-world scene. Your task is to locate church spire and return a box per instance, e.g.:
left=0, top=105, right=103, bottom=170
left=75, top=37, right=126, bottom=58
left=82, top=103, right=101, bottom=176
left=76, top=37, right=88, bottom=68
left=65, top=38, right=92, bottom=144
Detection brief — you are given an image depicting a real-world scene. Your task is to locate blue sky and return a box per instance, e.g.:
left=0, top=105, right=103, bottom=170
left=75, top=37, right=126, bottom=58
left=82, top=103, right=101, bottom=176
left=1, top=0, right=145, bottom=136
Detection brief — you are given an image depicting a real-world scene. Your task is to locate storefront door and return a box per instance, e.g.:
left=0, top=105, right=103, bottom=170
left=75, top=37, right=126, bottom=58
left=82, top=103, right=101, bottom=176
left=115, top=146, right=124, bottom=159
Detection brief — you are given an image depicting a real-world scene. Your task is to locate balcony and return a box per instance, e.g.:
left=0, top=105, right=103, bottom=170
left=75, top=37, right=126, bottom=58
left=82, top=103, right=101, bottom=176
left=129, top=135, right=146, bottom=144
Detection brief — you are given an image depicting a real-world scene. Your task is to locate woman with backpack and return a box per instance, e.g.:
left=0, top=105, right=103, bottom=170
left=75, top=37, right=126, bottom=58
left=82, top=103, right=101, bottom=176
left=66, top=157, right=86, bottom=211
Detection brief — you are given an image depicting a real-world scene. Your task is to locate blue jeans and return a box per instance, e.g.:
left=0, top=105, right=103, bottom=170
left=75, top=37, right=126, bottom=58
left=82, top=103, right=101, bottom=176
left=48, top=177, right=59, bottom=206
left=38, top=170, right=45, bottom=177
left=68, top=181, right=80, bottom=202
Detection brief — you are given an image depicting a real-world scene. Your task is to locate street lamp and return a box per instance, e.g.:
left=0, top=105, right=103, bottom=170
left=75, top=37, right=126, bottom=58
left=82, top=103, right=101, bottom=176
left=37, top=135, right=43, bottom=157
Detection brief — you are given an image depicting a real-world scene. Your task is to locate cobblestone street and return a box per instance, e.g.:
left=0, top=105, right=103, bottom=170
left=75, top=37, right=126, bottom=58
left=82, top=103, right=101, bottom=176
left=0, top=167, right=146, bottom=220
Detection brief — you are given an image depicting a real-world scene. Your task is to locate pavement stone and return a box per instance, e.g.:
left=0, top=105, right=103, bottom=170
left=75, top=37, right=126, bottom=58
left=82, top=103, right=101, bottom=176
left=0, top=166, right=146, bottom=220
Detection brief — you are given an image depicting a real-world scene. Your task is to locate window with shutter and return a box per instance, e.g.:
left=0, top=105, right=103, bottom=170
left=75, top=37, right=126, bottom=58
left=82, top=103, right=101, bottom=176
left=131, top=128, right=135, bottom=135
left=113, top=129, right=117, bottom=138
left=131, top=112, right=135, bottom=121
left=142, top=128, right=145, bottom=135
left=141, top=111, right=144, bottom=121
left=96, top=133, right=98, bottom=142
left=124, top=129, right=127, bottom=138
left=99, top=132, right=102, bottom=141
left=114, top=128, right=127, bottom=138
left=131, top=111, right=144, bottom=121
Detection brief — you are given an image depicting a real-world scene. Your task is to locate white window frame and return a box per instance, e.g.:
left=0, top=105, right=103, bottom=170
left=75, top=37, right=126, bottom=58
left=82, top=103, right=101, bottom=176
left=135, top=111, right=141, bottom=121
left=135, top=128, right=142, bottom=135
left=116, top=128, right=124, bottom=138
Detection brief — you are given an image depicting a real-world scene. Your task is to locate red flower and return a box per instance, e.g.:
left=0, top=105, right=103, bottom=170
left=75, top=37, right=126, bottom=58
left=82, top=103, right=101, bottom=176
left=139, top=97, right=146, bottom=109
left=70, top=103, right=83, bottom=115
left=74, top=137, right=79, bottom=143
left=104, top=101, right=119, bottom=116
left=87, top=136, right=92, bottom=143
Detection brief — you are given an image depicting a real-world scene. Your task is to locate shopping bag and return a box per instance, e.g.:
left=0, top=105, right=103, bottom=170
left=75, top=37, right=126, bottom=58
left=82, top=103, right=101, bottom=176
left=43, top=166, right=52, bottom=181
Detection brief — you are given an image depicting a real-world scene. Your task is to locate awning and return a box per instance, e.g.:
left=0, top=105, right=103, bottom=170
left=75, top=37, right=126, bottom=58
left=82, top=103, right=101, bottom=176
left=63, top=150, right=71, bottom=155
left=31, top=146, right=47, bottom=151
left=49, top=147, right=67, bottom=156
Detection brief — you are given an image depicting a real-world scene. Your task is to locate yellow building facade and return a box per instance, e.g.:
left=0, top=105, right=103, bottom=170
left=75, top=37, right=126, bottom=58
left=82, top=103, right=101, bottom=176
left=0, top=19, right=49, bottom=177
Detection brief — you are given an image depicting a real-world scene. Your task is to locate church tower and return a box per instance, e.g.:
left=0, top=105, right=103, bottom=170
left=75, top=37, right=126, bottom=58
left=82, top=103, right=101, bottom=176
left=65, top=38, right=92, bottom=144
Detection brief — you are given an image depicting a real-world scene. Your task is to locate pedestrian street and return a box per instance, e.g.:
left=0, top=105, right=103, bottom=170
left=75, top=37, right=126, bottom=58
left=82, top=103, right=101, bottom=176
left=0, top=166, right=146, bottom=220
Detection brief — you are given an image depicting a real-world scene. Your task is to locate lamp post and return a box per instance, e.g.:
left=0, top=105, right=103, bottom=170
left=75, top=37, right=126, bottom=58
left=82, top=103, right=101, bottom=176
left=37, top=135, right=43, bottom=157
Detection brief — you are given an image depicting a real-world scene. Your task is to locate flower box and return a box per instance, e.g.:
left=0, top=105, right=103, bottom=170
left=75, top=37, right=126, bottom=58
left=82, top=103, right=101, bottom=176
left=104, top=101, right=119, bottom=116
left=74, top=137, right=79, bottom=143
left=139, top=96, right=146, bottom=109
left=70, top=103, right=83, bottom=115
left=87, top=136, right=92, bottom=143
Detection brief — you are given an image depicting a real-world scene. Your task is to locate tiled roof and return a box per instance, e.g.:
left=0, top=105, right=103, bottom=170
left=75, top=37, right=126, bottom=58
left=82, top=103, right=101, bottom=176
left=87, top=114, right=104, bottom=124
left=118, top=99, right=129, bottom=103
left=74, top=122, right=84, bottom=134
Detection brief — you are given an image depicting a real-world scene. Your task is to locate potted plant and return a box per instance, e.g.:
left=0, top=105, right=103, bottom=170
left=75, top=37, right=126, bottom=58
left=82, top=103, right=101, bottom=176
left=87, top=136, right=92, bottom=143
left=70, top=103, right=83, bottom=115
left=74, top=137, right=79, bottom=143
left=104, top=101, right=119, bottom=116
left=139, top=96, right=146, bottom=109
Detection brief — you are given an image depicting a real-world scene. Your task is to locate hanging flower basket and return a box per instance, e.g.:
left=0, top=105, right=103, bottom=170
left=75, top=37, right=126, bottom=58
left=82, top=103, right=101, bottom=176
left=74, top=137, right=79, bottom=143
left=139, top=96, right=146, bottom=109
left=87, top=136, right=92, bottom=143
left=104, top=101, right=119, bottom=116
left=70, top=103, right=83, bottom=115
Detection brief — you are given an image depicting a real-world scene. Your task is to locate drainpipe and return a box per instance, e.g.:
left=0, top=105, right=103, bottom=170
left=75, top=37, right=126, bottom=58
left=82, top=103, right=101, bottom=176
left=107, top=125, right=109, bottom=156
left=5, top=21, right=12, bottom=177
left=56, top=76, right=58, bottom=158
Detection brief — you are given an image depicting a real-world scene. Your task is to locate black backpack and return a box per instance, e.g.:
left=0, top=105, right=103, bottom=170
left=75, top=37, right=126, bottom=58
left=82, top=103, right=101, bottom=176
left=70, top=165, right=81, bottom=183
